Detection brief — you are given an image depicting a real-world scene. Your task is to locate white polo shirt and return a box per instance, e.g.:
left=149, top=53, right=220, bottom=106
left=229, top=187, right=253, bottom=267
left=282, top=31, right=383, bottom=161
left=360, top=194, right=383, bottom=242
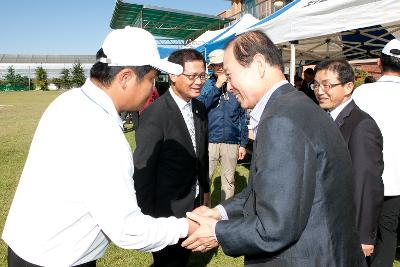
left=2, top=79, right=188, bottom=266
left=353, top=75, right=400, bottom=196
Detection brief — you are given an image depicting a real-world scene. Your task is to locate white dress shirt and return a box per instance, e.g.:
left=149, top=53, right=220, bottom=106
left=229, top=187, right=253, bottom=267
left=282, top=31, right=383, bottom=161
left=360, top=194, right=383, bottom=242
left=329, top=97, right=352, bottom=121
left=169, top=87, right=199, bottom=197
left=2, top=79, right=188, bottom=266
left=353, top=75, right=400, bottom=196
left=249, top=80, right=288, bottom=138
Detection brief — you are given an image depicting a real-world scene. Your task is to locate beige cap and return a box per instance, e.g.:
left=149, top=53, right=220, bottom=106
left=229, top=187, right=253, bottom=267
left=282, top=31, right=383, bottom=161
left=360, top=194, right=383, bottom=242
left=208, top=49, right=224, bottom=65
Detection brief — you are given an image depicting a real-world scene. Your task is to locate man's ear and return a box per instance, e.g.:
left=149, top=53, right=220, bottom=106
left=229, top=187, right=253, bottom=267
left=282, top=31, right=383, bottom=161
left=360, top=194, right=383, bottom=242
left=344, top=82, right=355, bottom=95
left=253, top=53, right=266, bottom=78
left=117, top=69, right=134, bottom=90
left=377, top=58, right=382, bottom=71
left=169, top=74, right=178, bottom=84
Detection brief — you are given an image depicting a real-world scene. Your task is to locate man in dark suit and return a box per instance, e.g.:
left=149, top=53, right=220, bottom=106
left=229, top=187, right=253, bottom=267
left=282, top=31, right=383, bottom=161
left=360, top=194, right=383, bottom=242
left=133, top=49, right=209, bottom=267
left=313, top=59, right=384, bottom=262
left=299, top=67, right=318, bottom=103
left=182, top=31, right=366, bottom=266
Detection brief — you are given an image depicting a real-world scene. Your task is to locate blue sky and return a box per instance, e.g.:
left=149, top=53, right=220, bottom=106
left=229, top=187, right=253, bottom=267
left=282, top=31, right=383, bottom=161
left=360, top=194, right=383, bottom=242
left=1, top=0, right=231, bottom=55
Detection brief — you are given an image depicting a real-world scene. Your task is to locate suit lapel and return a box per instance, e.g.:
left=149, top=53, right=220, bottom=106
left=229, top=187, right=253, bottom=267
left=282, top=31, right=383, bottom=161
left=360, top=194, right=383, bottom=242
left=335, top=100, right=355, bottom=128
left=165, top=91, right=197, bottom=157
left=259, top=83, right=295, bottom=124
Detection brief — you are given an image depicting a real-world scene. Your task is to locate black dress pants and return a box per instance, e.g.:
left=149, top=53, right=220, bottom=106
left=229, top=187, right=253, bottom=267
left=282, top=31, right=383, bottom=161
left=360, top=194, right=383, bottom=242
left=151, top=195, right=201, bottom=267
left=152, top=239, right=191, bottom=267
left=8, top=247, right=96, bottom=267
left=370, top=196, right=400, bottom=267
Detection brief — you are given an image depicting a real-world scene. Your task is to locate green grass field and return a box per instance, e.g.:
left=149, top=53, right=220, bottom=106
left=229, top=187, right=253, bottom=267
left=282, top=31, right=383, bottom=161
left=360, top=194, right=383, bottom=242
left=1, top=90, right=399, bottom=267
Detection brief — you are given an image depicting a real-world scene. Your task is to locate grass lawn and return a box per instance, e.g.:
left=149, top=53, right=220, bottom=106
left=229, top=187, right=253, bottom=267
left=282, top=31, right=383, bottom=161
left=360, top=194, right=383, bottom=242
left=1, top=90, right=400, bottom=266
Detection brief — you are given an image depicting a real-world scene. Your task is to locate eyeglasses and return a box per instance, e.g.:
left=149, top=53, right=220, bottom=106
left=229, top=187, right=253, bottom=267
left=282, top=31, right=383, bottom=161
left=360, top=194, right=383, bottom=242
left=181, top=73, right=207, bottom=81
left=310, top=81, right=344, bottom=93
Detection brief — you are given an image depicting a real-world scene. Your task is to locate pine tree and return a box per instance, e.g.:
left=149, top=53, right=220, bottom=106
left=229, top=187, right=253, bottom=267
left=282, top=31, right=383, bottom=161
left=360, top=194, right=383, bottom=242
left=60, top=68, right=72, bottom=89
left=35, top=66, right=49, bottom=90
left=71, top=62, right=86, bottom=88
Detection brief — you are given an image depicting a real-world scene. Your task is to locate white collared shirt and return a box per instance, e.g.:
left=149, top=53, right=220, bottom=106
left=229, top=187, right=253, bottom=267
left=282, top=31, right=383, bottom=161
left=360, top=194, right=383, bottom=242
left=168, top=87, right=199, bottom=197
left=329, top=97, right=352, bottom=121
left=353, top=75, right=400, bottom=196
left=2, top=79, right=188, bottom=266
left=249, top=80, right=288, bottom=138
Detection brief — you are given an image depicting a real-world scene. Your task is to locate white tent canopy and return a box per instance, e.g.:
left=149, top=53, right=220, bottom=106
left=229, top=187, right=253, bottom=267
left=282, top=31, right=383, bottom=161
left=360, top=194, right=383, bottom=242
left=248, top=0, right=400, bottom=83
left=187, top=14, right=259, bottom=49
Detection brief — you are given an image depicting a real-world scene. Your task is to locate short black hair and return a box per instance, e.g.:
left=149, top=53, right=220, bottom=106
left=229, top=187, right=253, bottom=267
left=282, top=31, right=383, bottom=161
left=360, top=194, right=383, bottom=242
left=304, top=68, right=314, bottom=76
left=225, top=30, right=283, bottom=72
left=90, top=48, right=154, bottom=86
left=167, top=49, right=205, bottom=71
left=314, top=59, right=355, bottom=84
left=380, top=53, right=400, bottom=73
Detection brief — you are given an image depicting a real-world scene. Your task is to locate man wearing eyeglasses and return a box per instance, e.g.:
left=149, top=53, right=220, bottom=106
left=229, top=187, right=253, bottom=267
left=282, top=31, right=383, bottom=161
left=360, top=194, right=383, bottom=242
left=198, top=49, right=248, bottom=206
left=133, top=49, right=209, bottom=266
left=313, top=59, right=384, bottom=263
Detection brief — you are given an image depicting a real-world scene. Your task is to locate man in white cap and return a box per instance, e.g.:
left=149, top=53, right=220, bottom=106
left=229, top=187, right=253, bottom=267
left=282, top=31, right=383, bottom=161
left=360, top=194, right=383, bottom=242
left=2, top=26, right=197, bottom=267
left=353, top=38, right=400, bottom=267
left=198, top=49, right=248, bottom=205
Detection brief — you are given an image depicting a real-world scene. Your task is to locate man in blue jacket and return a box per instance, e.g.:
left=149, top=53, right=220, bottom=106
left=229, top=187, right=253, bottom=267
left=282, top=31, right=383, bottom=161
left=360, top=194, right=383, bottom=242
left=198, top=49, right=248, bottom=205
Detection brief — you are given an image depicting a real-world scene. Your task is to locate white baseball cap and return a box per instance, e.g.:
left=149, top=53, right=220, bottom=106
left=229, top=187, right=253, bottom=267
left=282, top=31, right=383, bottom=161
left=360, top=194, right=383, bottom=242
left=208, top=49, right=225, bottom=65
left=382, top=39, right=400, bottom=59
left=100, top=26, right=183, bottom=75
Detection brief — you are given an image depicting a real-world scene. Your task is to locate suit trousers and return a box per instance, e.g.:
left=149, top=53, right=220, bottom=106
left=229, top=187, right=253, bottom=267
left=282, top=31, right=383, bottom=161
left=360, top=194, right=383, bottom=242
left=370, top=195, right=400, bottom=267
left=7, top=247, right=96, bottom=267
left=152, top=239, right=191, bottom=267
left=208, top=143, right=239, bottom=204
left=152, top=195, right=200, bottom=267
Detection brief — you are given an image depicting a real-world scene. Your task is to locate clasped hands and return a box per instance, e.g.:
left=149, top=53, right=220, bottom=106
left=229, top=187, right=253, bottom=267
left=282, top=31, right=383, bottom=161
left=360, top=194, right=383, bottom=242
left=183, top=206, right=221, bottom=253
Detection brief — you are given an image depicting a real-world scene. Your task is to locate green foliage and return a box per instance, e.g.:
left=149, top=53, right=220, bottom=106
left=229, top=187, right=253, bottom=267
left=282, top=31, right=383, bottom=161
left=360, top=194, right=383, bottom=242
left=60, top=68, right=73, bottom=89
left=4, top=66, right=17, bottom=85
left=71, top=62, right=86, bottom=88
left=354, top=67, right=369, bottom=88
left=35, top=66, right=49, bottom=90
left=0, top=66, right=32, bottom=91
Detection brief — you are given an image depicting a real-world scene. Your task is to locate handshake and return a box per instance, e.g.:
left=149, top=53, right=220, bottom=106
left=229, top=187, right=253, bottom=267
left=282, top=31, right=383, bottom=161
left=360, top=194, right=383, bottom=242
left=182, top=206, right=223, bottom=253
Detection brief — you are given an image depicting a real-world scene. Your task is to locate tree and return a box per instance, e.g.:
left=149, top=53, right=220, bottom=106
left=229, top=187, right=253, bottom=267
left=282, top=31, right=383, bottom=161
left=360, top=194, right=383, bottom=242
left=4, top=66, right=17, bottom=86
left=60, top=68, right=72, bottom=89
left=71, top=62, right=86, bottom=88
left=35, top=66, right=49, bottom=90
left=2, top=66, right=32, bottom=90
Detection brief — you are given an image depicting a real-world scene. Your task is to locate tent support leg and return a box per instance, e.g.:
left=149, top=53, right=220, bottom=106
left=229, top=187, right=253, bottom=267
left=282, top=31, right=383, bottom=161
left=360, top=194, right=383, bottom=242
left=290, top=43, right=296, bottom=85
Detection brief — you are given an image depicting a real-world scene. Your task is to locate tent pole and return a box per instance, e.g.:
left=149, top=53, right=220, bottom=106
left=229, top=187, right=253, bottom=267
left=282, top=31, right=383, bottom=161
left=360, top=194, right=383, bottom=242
left=290, top=42, right=296, bottom=85
left=205, top=47, right=208, bottom=74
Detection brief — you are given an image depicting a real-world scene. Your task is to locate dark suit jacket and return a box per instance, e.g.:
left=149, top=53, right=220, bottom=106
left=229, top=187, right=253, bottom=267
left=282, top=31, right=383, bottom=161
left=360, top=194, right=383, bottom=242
left=215, top=83, right=366, bottom=267
left=133, top=91, right=209, bottom=218
left=335, top=100, right=384, bottom=245
left=299, top=80, right=318, bottom=104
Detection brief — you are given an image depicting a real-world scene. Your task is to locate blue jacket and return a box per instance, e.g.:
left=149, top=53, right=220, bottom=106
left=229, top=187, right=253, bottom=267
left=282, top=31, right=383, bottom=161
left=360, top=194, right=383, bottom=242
left=198, top=75, right=248, bottom=147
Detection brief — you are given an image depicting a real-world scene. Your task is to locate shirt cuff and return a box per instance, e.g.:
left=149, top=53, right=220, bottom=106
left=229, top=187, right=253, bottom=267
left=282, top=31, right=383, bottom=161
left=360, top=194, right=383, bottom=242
left=216, top=204, right=228, bottom=220
left=178, top=218, right=189, bottom=238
